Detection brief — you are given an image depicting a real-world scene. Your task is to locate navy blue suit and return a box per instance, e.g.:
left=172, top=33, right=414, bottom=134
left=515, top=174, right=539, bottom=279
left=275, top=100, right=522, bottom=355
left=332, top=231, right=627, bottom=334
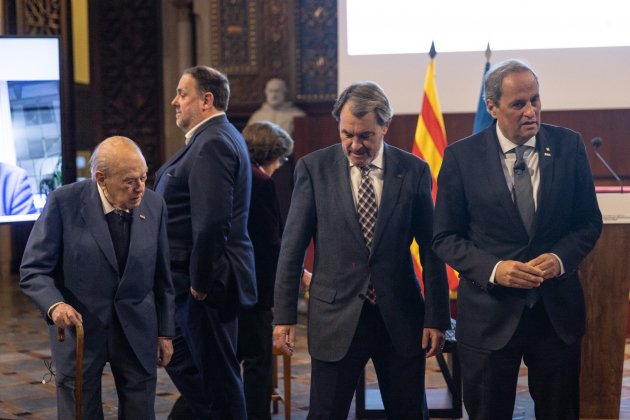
left=20, top=180, right=175, bottom=419
left=155, top=114, right=256, bottom=419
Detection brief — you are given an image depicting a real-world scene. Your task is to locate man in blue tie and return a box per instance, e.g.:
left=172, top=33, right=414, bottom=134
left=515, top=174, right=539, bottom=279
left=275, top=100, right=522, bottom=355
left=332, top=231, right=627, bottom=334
left=433, top=59, right=603, bottom=419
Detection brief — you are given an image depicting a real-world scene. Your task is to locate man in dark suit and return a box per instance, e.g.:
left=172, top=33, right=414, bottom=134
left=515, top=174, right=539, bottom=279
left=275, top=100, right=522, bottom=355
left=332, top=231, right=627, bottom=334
left=273, top=81, right=451, bottom=419
left=20, top=136, right=175, bottom=419
left=155, top=66, right=256, bottom=419
left=432, top=60, right=603, bottom=419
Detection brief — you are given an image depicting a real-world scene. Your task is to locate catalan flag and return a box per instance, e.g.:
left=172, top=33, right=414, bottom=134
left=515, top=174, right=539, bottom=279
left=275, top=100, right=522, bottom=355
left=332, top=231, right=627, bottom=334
left=410, top=43, right=459, bottom=293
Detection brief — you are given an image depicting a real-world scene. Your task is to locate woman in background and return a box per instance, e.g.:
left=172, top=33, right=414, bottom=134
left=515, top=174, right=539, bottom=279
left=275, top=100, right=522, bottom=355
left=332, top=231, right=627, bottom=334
left=238, top=121, right=294, bottom=420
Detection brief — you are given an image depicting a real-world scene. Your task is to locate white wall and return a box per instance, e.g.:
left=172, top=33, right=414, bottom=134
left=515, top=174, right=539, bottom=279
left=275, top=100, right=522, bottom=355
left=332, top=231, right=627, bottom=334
left=339, top=1, right=630, bottom=114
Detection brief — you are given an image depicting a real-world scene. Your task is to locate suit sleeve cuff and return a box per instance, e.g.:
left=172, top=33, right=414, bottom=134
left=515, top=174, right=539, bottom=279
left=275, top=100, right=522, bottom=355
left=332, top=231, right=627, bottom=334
left=550, top=253, right=565, bottom=276
left=489, top=261, right=502, bottom=284
left=47, top=301, right=64, bottom=319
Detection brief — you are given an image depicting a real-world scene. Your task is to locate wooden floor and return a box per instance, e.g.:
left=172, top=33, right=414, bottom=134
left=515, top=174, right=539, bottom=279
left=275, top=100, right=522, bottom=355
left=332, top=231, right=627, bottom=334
left=2, top=273, right=630, bottom=419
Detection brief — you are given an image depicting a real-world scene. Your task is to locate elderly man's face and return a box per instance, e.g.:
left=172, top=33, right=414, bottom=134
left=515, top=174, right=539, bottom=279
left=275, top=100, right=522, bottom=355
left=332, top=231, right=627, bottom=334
left=339, top=103, right=388, bottom=167
left=487, top=71, right=541, bottom=145
left=265, top=80, right=287, bottom=108
left=98, top=153, right=147, bottom=210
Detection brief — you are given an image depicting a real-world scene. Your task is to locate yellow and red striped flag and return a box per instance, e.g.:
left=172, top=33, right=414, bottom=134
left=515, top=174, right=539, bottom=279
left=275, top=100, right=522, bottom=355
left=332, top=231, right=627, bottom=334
left=410, top=43, right=459, bottom=294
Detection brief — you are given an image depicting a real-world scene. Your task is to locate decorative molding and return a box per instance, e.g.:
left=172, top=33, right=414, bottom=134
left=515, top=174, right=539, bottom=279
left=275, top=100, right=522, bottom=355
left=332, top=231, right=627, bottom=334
left=15, top=0, right=62, bottom=34
left=209, top=0, right=258, bottom=74
left=296, top=0, right=337, bottom=102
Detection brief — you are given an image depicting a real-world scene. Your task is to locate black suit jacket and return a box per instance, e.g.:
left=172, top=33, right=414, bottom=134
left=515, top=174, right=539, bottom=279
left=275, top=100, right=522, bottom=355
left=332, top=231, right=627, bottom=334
left=248, top=164, right=283, bottom=309
left=274, top=143, right=451, bottom=362
left=433, top=122, right=602, bottom=350
left=154, top=114, right=257, bottom=308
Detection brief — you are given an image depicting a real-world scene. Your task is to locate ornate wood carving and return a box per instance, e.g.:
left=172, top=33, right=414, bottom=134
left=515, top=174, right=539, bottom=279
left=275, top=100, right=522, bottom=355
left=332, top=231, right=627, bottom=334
left=15, top=0, right=61, bottom=34
left=88, top=0, right=163, bottom=180
left=296, top=0, right=337, bottom=102
left=220, top=0, right=296, bottom=117
left=209, top=0, right=257, bottom=74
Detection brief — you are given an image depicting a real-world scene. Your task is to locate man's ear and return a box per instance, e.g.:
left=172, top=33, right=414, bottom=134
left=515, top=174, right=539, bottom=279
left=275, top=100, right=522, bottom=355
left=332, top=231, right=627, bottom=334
left=95, top=171, right=106, bottom=187
left=486, top=99, right=497, bottom=118
left=381, top=120, right=391, bottom=135
left=203, top=91, right=215, bottom=110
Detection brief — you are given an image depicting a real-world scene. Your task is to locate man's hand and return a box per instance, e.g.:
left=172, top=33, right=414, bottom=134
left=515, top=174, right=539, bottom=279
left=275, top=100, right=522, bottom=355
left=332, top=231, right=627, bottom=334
left=273, top=324, right=296, bottom=356
left=50, top=303, right=83, bottom=329
left=190, top=287, right=207, bottom=301
left=528, top=253, right=561, bottom=280
left=423, top=328, right=445, bottom=358
left=495, top=260, right=544, bottom=289
left=157, top=338, right=174, bottom=367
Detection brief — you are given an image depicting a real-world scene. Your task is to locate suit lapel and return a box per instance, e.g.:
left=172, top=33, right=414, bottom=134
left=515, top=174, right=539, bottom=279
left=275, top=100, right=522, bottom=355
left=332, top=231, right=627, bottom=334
left=119, top=201, right=149, bottom=283
left=81, top=182, right=118, bottom=273
left=155, top=116, right=225, bottom=183
left=482, top=128, right=529, bottom=235
left=155, top=144, right=189, bottom=184
left=371, top=144, right=403, bottom=253
left=332, top=148, right=369, bottom=252
left=533, top=126, right=555, bottom=235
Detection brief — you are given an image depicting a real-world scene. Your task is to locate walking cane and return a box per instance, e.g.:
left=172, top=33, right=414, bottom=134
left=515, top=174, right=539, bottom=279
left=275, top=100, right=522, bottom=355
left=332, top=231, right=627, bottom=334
left=58, top=324, right=84, bottom=420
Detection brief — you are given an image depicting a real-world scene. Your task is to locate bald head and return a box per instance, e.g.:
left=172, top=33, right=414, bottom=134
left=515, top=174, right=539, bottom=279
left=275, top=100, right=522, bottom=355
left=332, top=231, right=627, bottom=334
left=91, top=136, right=148, bottom=210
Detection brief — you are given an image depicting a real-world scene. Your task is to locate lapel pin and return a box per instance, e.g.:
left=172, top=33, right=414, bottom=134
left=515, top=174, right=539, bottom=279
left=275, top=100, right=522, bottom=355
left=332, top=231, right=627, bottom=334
left=139, top=214, right=146, bottom=220
left=544, top=147, right=551, bottom=157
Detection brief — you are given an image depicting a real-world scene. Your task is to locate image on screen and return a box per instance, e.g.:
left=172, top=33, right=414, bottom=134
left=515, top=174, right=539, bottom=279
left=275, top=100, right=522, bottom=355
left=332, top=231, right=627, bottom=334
left=0, top=37, right=62, bottom=224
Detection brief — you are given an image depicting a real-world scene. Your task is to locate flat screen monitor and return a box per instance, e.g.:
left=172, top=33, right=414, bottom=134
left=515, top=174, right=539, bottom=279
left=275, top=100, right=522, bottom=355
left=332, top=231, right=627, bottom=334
left=0, top=36, right=63, bottom=223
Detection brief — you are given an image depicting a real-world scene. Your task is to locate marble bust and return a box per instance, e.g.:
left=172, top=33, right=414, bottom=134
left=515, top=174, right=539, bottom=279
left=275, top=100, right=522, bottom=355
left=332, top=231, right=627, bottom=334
left=247, top=78, right=305, bottom=135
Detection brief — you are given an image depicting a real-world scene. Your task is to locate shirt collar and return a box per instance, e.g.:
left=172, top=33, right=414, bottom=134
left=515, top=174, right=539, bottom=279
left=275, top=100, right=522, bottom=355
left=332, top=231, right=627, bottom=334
left=185, top=112, right=226, bottom=144
left=97, top=182, right=117, bottom=215
left=495, top=124, right=536, bottom=154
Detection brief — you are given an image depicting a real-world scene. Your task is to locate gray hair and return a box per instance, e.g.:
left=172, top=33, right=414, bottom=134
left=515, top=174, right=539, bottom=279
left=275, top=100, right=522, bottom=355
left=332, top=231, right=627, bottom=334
left=242, top=121, right=294, bottom=165
left=485, top=59, right=539, bottom=106
left=90, top=136, right=145, bottom=177
left=183, top=65, right=231, bottom=111
left=332, top=81, right=393, bottom=126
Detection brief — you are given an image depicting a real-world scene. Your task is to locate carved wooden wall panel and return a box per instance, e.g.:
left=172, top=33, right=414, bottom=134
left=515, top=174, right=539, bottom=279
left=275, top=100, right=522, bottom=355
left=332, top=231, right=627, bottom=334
left=204, top=0, right=337, bottom=126
left=88, top=0, right=163, bottom=180
left=296, top=0, right=337, bottom=102
left=205, top=0, right=296, bottom=109
left=15, top=0, right=62, bottom=34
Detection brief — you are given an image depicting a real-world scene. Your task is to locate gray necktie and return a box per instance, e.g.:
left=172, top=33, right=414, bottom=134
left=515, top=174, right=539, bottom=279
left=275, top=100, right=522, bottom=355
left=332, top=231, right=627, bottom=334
left=357, top=165, right=378, bottom=304
left=512, top=146, right=539, bottom=307
left=513, top=145, right=535, bottom=236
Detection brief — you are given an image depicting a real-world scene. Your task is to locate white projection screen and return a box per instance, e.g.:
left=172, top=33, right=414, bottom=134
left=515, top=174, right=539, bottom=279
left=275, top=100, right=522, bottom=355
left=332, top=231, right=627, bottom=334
left=339, top=0, right=630, bottom=114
